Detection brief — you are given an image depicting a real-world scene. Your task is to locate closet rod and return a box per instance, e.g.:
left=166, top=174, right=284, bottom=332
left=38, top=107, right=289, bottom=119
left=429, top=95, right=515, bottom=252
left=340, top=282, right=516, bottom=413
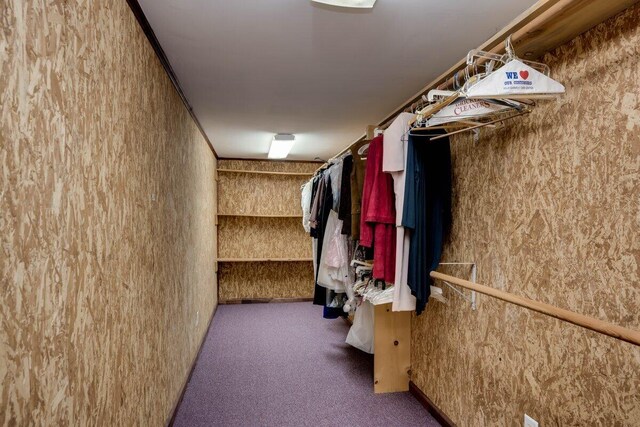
left=430, top=271, right=640, bottom=347
left=426, top=110, right=531, bottom=141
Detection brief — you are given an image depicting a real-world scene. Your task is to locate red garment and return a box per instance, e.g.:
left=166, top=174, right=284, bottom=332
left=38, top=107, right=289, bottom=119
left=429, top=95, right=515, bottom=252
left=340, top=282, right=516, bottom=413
left=359, top=135, right=397, bottom=283
left=372, top=223, right=396, bottom=283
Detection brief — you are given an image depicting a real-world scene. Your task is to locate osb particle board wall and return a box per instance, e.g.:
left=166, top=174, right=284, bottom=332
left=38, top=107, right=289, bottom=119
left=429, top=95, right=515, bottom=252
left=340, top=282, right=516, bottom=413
left=0, top=1, right=217, bottom=425
left=412, top=5, right=640, bottom=426
left=219, top=262, right=315, bottom=300
left=218, top=216, right=311, bottom=259
left=217, top=160, right=317, bottom=301
left=217, top=161, right=316, bottom=216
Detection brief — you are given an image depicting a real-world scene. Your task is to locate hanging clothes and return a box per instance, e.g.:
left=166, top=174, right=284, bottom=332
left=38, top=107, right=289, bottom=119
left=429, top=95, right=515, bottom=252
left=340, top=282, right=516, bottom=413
left=301, top=180, right=313, bottom=233
left=338, top=154, right=353, bottom=235
left=402, top=129, right=452, bottom=314
left=309, top=175, right=322, bottom=235
left=307, top=163, right=351, bottom=319
left=309, top=176, right=321, bottom=280
left=350, top=149, right=366, bottom=239
left=312, top=174, right=333, bottom=306
left=317, top=210, right=349, bottom=292
left=359, top=135, right=396, bottom=284
left=328, top=160, right=343, bottom=211
left=381, top=112, right=417, bottom=312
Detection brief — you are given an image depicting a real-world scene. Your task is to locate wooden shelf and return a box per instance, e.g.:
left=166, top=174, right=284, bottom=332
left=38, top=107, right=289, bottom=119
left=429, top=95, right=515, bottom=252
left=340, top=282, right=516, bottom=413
left=217, top=169, right=312, bottom=176
left=218, top=214, right=302, bottom=218
left=217, top=258, right=313, bottom=262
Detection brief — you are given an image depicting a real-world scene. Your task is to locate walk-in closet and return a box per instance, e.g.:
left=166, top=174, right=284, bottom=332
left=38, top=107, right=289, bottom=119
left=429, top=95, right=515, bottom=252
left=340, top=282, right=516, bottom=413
left=2, top=0, right=639, bottom=426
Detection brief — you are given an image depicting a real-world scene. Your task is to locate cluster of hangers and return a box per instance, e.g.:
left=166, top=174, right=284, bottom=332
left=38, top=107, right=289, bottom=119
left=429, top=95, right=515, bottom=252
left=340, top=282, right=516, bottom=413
left=401, top=36, right=565, bottom=141
left=314, top=35, right=565, bottom=176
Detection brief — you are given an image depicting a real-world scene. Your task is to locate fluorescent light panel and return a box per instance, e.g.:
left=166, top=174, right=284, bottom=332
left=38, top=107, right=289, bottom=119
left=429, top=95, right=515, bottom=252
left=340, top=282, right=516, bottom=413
left=312, top=0, right=376, bottom=7
left=268, top=134, right=295, bottom=159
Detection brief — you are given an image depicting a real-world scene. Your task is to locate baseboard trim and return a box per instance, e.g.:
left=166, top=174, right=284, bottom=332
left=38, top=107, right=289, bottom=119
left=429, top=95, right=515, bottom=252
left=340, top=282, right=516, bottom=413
left=409, top=381, right=456, bottom=427
left=219, top=297, right=314, bottom=304
left=166, top=303, right=219, bottom=427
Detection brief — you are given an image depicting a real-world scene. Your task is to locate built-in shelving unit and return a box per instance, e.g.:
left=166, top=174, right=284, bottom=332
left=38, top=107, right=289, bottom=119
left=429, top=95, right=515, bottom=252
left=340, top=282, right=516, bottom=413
left=217, top=160, right=319, bottom=301
left=217, top=213, right=303, bottom=218
left=217, top=169, right=312, bottom=176
left=217, top=258, right=313, bottom=262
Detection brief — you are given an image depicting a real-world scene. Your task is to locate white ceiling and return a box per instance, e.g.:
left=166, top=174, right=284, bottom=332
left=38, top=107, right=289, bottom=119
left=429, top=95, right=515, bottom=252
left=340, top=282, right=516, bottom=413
left=138, top=0, right=534, bottom=160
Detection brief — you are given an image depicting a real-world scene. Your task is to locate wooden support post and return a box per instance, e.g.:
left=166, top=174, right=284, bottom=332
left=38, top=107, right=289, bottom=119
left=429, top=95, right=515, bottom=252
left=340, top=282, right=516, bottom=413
left=373, top=303, right=411, bottom=393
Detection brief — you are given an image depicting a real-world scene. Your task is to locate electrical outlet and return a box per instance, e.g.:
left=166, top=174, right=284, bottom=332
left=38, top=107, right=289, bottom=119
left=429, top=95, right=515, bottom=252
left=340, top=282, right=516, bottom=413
left=524, top=414, right=538, bottom=427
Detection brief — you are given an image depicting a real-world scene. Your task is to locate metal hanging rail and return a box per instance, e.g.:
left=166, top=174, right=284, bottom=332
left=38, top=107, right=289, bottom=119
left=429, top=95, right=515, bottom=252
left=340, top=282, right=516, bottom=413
left=430, top=271, right=640, bottom=347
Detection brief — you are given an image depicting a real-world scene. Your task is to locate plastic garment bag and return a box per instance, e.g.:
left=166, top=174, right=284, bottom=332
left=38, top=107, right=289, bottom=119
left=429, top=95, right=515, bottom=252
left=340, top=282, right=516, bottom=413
left=346, top=301, right=374, bottom=354
left=325, top=219, right=348, bottom=270
left=317, top=210, right=349, bottom=292
left=301, top=180, right=313, bottom=233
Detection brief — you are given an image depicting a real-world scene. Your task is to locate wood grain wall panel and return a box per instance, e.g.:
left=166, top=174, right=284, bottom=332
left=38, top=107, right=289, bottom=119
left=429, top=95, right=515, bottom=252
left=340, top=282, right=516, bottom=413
left=0, top=1, right=217, bottom=425
left=218, top=217, right=311, bottom=259
left=411, top=5, right=640, bottom=426
left=218, top=172, right=309, bottom=216
left=218, top=160, right=319, bottom=173
left=218, top=262, right=315, bottom=301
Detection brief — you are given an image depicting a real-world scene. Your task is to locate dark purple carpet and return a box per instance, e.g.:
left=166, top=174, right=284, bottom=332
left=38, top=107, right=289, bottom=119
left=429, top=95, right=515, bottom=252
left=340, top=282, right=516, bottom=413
left=173, top=302, right=439, bottom=427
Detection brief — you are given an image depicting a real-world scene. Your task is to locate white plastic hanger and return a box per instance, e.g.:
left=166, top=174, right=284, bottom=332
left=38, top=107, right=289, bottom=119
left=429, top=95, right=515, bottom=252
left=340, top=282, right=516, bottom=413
left=463, top=37, right=565, bottom=99
left=357, top=143, right=370, bottom=157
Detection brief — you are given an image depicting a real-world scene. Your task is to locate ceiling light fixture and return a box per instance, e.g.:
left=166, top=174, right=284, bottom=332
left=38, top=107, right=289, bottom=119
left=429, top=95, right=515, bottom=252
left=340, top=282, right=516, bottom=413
left=311, top=0, right=377, bottom=8
left=268, top=134, right=296, bottom=159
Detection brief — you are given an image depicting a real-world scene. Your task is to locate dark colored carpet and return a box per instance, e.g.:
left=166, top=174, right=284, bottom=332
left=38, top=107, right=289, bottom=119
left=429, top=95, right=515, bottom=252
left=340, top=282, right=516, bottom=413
left=173, top=302, right=439, bottom=427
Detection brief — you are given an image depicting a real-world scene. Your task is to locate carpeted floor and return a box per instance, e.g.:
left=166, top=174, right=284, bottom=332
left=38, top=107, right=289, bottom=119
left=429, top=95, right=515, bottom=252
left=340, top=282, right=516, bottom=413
left=173, top=302, right=439, bottom=427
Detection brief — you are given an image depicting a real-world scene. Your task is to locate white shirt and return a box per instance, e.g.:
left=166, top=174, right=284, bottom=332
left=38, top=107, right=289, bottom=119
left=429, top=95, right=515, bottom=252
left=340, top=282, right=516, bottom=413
left=382, top=112, right=415, bottom=226
left=381, top=112, right=417, bottom=312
